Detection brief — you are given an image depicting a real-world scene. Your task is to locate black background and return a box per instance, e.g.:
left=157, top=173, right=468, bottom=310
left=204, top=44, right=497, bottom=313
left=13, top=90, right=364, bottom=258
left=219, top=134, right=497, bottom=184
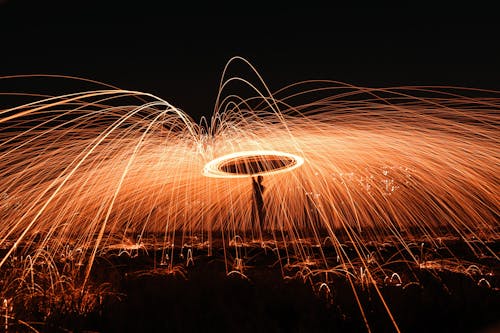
left=1, top=1, right=499, bottom=121
left=1, top=3, right=499, bottom=332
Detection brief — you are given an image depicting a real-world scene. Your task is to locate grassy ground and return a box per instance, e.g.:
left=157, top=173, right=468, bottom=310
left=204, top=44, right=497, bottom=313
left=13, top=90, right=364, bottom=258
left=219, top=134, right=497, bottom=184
left=2, top=239, right=499, bottom=332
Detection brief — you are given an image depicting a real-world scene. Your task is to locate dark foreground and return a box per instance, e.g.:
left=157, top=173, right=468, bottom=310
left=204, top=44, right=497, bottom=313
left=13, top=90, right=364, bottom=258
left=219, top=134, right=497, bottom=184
left=2, top=239, right=499, bottom=333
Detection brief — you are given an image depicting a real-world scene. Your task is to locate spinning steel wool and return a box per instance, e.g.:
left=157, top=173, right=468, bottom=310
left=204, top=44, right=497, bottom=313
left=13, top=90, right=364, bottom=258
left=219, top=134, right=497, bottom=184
left=0, top=58, right=498, bottom=332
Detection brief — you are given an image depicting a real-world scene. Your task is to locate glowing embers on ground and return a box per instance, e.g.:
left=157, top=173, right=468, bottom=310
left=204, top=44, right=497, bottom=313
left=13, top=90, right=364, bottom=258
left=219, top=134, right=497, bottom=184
left=202, top=150, right=304, bottom=178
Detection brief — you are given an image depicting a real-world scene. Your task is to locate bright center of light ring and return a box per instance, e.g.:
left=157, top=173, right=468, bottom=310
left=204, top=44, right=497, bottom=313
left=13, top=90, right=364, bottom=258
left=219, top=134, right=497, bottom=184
left=203, top=150, right=304, bottom=178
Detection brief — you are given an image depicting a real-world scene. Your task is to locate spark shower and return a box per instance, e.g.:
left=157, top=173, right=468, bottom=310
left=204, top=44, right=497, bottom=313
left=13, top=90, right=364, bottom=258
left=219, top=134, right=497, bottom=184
left=0, top=57, right=498, bottom=332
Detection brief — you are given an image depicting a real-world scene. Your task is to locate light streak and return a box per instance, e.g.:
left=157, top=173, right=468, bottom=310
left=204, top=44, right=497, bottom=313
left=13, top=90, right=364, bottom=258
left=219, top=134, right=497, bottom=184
left=202, top=150, right=304, bottom=178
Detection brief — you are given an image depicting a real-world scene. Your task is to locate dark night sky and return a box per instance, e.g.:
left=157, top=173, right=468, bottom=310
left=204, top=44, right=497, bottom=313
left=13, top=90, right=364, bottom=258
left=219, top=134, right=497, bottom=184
left=1, top=2, right=499, bottom=120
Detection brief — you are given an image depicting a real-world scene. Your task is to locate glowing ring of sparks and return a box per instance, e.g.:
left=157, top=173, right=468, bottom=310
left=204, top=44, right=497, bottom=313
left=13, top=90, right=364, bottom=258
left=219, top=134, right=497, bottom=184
left=203, top=150, right=304, bottom=178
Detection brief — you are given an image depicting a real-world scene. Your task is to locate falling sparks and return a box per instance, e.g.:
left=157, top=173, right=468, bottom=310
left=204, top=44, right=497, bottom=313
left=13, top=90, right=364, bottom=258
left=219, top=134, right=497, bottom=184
left=0, top=58, right=499, bottom=332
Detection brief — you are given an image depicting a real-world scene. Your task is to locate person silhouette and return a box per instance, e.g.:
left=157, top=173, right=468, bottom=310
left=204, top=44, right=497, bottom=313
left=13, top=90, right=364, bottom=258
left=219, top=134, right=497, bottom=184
left=252, top=175, right=265, bottom=232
